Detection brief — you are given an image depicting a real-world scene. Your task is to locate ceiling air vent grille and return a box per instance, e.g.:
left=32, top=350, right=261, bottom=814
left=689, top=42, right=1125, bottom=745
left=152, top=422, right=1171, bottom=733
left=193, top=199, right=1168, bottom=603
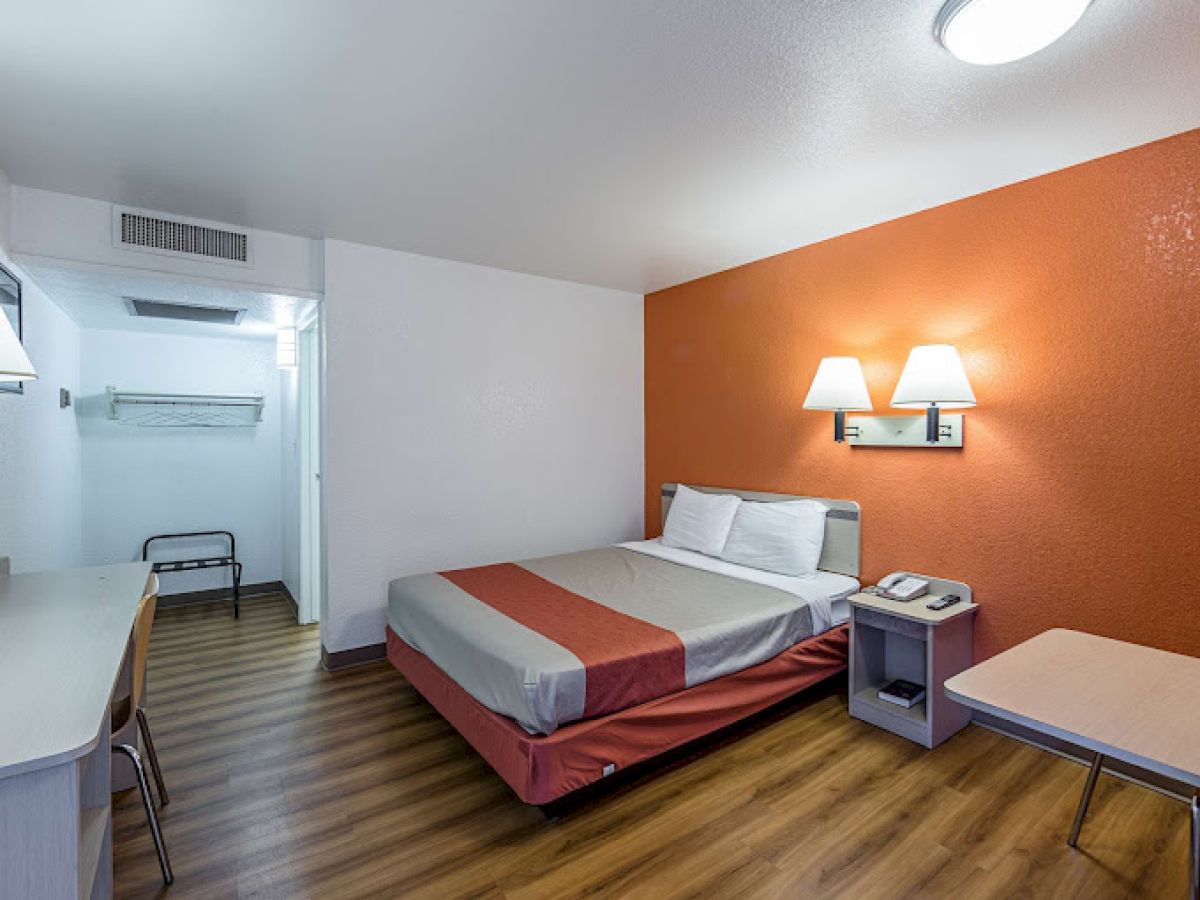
left=124, top=297, right=247, bottom=325
left=115, top=209, right=252, bottom=266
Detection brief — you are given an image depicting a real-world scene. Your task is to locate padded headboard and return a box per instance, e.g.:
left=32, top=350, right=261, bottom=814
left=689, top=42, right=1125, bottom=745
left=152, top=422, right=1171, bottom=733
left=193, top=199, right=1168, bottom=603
left=660, top=484, right=861, bottom=578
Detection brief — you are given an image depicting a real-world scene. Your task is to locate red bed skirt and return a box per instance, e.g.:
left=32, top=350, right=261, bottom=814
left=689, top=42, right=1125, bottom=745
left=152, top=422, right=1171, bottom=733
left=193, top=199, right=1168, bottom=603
left=385, top=623, right=850, bottom=804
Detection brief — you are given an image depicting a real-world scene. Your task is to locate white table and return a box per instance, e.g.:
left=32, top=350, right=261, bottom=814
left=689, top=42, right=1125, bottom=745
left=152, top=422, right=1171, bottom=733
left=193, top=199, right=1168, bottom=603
left=945, top=629, right=1200, bottom=900
left=0, top=563, right=153, bottom=900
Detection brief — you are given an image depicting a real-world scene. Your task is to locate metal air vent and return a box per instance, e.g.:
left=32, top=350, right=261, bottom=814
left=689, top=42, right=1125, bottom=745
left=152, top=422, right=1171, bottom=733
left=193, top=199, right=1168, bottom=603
left=123, top=297, right=247, bottom=325
left=113, top=207, right=253, bottom=267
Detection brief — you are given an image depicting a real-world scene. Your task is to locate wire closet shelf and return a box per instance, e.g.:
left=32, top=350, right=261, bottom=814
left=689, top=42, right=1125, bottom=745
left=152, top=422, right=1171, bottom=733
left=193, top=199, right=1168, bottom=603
left=107, top=387, right=265, bottom=428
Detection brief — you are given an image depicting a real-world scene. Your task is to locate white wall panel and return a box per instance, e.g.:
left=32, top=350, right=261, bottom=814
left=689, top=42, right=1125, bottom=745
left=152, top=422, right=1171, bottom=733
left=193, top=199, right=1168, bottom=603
left=322, top=239, right=643, bottom=653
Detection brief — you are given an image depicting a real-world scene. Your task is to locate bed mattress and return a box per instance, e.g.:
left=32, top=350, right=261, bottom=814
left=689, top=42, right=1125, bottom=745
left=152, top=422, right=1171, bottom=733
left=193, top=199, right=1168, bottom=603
left=387, top=540, right=858, bottom=734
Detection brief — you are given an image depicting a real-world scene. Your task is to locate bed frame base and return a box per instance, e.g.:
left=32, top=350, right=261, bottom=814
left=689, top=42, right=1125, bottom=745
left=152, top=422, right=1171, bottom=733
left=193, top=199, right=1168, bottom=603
left=386, top=624, right=850, bottom=805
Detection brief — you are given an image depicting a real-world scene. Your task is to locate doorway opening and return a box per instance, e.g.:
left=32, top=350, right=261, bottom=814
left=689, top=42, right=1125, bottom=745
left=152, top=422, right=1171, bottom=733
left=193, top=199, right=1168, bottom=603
left=23, top=261, right=325, bottom=631
left=297, top=312, right=323, bottom=625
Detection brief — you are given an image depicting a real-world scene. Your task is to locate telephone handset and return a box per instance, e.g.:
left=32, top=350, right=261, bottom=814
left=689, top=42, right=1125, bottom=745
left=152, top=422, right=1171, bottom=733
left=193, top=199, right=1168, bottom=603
left=876, top=571, right=930, bottom=602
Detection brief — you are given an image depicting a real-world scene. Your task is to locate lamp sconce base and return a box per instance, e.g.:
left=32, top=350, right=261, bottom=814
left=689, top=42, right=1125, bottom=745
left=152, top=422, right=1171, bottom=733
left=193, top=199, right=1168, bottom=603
left=845, top=414, right=964, bottom=448
left=832, top=409, right=864, bottom=443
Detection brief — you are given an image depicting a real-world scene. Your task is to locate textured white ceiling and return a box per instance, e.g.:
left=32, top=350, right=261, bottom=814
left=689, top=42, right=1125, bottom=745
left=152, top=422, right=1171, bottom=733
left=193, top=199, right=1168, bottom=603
left=24, top=264, right=317, bottom=340
left=0, top=1, right=1197, bottom=294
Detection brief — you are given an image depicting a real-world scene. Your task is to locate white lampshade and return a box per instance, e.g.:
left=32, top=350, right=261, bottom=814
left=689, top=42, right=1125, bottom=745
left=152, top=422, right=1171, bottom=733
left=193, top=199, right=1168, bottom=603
left=891, top=345, right=975, bottom=409
left=0, top=312, right=36, bottom=381
left=803, top=357, right=872, bottom=411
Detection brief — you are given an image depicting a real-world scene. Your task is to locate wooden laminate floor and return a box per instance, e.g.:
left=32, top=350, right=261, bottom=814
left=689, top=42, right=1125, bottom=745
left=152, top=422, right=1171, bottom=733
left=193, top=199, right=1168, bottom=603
left=114, top=594, right=1192, bottom=899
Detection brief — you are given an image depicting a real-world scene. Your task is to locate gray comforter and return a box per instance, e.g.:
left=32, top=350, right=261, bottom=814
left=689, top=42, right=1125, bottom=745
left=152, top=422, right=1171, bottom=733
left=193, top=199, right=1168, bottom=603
left=388, top=544, right=846, bottom=734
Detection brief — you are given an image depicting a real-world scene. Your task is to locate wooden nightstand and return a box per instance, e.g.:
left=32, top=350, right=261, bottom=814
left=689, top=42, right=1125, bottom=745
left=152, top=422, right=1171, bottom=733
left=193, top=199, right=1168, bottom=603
left=849, top=575, right=977, bottom=749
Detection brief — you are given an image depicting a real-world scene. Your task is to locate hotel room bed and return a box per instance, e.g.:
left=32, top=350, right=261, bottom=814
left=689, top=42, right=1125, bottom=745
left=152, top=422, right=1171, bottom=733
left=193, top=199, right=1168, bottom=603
left=385, top=484, right=861, bottom=804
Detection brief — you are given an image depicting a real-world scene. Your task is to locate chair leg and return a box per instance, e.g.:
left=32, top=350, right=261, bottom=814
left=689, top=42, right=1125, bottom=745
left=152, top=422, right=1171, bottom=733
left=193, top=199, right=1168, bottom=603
left=113, top=743, right=174, bottom=886
left=136, top=707, right=169, bottom=807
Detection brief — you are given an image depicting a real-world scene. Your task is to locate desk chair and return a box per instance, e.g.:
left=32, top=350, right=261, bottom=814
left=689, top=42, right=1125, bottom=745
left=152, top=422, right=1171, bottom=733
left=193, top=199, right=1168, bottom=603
left=112, top=580, right=173, bottom=885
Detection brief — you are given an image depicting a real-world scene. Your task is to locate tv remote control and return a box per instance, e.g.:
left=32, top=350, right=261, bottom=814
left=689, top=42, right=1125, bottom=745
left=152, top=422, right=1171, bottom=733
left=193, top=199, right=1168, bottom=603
left=926, top=594, right=962, bottom=611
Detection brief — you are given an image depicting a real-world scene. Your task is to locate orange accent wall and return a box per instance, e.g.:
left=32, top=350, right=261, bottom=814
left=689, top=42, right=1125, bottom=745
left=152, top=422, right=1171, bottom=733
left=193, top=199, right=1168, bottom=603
left=645, top=128, right=1200, bottom=661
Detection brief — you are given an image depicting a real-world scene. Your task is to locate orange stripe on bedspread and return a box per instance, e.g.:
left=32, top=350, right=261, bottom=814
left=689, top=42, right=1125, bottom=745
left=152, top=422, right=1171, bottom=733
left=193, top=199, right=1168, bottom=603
left=440, top=563, right=686, bottom=719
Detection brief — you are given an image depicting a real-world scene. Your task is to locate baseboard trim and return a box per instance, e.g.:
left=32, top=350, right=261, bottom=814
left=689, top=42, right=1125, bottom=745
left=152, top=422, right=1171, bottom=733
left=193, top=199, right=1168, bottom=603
left=278, top=582, right=299, bottom=618
left=972, top=712, right=1191, bottom=802
left=321, top=642, right=387, bottom=671
left=158, top=580, right=289, bottom=608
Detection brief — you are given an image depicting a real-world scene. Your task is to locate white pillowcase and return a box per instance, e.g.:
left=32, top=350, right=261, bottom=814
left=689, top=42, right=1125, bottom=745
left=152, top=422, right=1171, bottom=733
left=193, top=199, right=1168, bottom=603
left=661, top=484, right=741, bottom=557
left=719, top=500, right=828, bottom=577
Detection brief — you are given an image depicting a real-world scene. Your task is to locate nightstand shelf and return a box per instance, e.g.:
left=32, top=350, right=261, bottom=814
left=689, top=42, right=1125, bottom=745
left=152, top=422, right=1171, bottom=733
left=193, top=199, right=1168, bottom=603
left=852, top=685, right=927, bottom=724
left=848, top=574, right=976, bottom=749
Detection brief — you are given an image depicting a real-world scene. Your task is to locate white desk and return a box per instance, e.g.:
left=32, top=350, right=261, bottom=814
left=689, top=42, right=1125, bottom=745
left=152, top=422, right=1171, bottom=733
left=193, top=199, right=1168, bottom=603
left=0, top=563, right=153, bottom=900
left=945, top=629, right=1200, bottom=900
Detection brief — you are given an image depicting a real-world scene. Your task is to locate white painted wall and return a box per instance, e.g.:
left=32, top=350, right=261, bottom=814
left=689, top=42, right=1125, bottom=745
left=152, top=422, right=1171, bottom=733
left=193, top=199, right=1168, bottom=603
left=0, top=169, right=85, bottom=573
left=78, top=329, right=285, bottom=594
left=322, top=239, right=644, bottom=653
left=11, top=187, right=323, bottom=298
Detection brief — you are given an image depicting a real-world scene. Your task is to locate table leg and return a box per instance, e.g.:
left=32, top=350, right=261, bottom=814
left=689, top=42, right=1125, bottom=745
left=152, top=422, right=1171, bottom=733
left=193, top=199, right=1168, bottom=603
left=1068, top=752, right=1105, bottom=848
left=1190, top=790, right=1198, bottom=900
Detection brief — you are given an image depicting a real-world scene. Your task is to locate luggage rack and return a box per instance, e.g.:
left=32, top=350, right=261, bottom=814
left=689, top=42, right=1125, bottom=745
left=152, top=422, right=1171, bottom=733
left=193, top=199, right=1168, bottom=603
left=143, top=531, right=243, bottom=618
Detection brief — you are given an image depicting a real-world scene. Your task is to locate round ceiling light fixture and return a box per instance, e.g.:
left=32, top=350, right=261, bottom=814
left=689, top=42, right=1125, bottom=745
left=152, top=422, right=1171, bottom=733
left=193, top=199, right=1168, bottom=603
left=935, top=0, right=1093, bottom=66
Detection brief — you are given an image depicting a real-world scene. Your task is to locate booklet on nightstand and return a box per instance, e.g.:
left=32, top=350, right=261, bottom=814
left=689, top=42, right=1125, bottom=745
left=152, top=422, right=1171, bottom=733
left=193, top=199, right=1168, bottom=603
left=878, top=679, right=927, bottom=708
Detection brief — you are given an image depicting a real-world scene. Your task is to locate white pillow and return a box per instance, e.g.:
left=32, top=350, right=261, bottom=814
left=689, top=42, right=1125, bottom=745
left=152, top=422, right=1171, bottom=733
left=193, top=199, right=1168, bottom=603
left=661, top=485, right=741, bottom=557
left=719, top=500, right=828, bottom=577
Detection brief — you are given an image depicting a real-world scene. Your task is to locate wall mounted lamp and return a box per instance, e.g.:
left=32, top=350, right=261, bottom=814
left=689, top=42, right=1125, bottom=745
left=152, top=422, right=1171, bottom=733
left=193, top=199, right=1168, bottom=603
left=802, top=357, right=872, bottom=443
left=805, top=344, right=975, bottom=448
left=890, top=344, right=976, bottom=443
left=0, top=311, right=37, bottom=382
left=276, top=328, right=297, bottom=369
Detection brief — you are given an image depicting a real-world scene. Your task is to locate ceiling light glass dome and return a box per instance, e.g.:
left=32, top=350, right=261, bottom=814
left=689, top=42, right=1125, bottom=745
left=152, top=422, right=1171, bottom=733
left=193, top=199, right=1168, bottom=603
left=935, top=0, right=1093, bottom=66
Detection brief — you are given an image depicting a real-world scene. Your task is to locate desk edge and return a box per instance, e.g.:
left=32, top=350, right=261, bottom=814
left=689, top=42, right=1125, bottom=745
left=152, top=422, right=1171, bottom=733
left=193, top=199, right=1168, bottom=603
left=944, top=685, right=1200, bottom=789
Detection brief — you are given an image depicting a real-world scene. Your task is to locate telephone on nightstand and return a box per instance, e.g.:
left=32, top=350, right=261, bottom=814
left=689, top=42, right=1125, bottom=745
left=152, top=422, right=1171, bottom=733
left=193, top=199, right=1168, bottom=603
left=866, top=571, right=931, bottom=602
